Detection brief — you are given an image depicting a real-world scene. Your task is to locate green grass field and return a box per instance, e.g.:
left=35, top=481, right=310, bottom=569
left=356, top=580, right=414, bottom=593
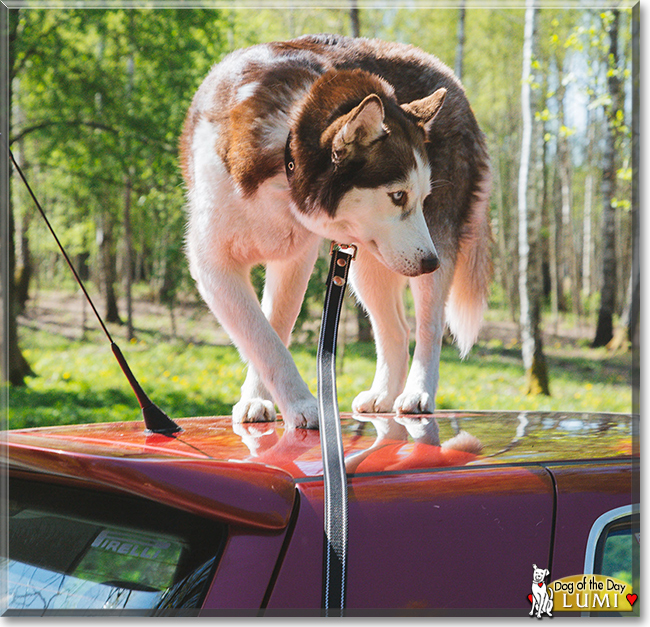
left=7, top=314, right=633, bottom=430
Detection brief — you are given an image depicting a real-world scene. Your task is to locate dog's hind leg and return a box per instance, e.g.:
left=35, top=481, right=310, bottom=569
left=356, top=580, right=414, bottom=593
left=348, top=247, right=409, bottom=413
left=393, top=265, right=454, bottom=414
left=235, top=246, right=319, bottom=425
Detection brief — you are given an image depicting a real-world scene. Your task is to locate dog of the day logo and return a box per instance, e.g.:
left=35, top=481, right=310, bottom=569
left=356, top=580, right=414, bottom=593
left=550, top=574, right=636, bottom=612
left=528, top=565, right=554, bottom=618
left=527, top=564, right=638, bottom=617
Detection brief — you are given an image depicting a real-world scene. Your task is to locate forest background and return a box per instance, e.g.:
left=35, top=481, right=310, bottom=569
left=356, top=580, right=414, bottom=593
left=0, top=1, right=639, bottom=429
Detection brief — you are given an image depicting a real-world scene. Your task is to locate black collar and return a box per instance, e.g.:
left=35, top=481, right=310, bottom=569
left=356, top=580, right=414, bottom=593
left=284, top=131, right=295, bottom=180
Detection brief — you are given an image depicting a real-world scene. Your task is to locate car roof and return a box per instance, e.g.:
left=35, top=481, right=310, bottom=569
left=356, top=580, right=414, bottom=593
left=5, top=410, right=636, bottom=476
left=4, top=411, right=636, bottom=529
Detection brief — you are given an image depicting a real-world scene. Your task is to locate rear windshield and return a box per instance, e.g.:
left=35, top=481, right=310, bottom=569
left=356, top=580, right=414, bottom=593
left=3, top=477, right=226, bottom=615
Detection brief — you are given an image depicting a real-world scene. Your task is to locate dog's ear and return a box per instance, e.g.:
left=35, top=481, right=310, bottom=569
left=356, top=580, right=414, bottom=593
left=326, top=94, right=388, bottom=166
left=544, top=569, right=549, bottom=577
left=402, top=87, right=447, bottom=135
left=532, top=564, right=537, bottom=570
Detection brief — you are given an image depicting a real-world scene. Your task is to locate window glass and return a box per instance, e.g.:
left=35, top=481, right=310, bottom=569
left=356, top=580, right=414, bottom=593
left=593, top=514, right=639, bottom=617
left=601, top=528, right=636, bottom=585
left=4, top=478, right=225, bottom=615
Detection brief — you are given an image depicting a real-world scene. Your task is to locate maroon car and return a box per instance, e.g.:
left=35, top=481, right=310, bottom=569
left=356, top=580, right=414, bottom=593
left=1, top=411, right=639, bottom=616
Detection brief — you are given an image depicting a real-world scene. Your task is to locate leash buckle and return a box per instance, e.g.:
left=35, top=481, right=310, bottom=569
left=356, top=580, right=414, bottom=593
left=329, top=241, right=358, bottom=260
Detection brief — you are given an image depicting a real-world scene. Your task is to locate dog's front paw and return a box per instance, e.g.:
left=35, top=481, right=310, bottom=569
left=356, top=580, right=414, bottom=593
left=281, top=398, right=320, bottom=430
left=232, top=398, right=277, bottom=423
left=394, top=415, right=440, bottom=444
left=352, top=389, right=395, bottom=414
left=393, top=390, right=434, bottom=415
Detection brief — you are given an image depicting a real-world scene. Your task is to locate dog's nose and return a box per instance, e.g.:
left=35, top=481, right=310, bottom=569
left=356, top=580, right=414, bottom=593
left=420, top=256, right=440, bottom=274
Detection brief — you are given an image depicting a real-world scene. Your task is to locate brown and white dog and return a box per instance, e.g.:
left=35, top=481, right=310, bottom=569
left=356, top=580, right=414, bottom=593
left=180, top=34, right=492, bottom=429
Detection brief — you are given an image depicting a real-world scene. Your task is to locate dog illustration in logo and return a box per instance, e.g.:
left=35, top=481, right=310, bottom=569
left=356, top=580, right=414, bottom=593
left=530, top=564, right=554, bottom=618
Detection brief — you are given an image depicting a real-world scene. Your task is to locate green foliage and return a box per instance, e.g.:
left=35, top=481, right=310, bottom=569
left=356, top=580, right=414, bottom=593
left=10, top=328, right=239, bottom=428
left=8, top=312, right=631, bottom=430
left=7, top=5, right=635, bottom=405
left=601, top=534, right=634, bottom=585
left=12, top=8, right=234, bottom=300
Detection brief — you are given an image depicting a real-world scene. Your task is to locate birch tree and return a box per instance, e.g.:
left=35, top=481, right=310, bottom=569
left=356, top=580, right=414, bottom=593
left=518, top=0, right=550, bottom=395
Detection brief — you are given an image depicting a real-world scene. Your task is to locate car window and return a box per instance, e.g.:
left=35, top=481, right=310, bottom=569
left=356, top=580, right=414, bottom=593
left=585, top=505, right=639, bottom=617
left=4, top=478, right=226, bottom=615
left=600, top=527, right=637, bottom=584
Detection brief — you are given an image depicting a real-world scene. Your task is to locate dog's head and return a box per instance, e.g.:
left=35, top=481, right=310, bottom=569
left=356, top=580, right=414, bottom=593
left=532, top=564, right=549, bottom=584
left=288, top=70, right=446, bottom=277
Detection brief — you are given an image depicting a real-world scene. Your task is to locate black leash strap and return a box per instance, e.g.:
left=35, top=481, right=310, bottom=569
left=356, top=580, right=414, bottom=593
left=286, top=135, right=352, bottom=613
left=317, top=241, right=356, bottom=616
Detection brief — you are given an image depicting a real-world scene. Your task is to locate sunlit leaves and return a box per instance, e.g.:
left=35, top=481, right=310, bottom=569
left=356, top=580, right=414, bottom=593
left=12, top=9, right=234, bottom=300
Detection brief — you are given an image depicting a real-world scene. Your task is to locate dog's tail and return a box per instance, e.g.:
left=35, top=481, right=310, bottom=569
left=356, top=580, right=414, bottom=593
left=445, top=164, right=493, bottom=358
left=441, top=430, right=483, bottom=455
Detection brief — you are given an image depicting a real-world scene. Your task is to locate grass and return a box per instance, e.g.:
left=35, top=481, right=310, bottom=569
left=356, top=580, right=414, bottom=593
left=7, top=313, right=633, bottom=430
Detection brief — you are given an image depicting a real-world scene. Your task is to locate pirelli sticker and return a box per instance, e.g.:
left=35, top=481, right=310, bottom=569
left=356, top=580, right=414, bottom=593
left=91, top=529, right=175, bottom=560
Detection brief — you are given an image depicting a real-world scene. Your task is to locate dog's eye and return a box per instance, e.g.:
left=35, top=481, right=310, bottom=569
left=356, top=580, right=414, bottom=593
left=389, top=191, right=407, bottom=206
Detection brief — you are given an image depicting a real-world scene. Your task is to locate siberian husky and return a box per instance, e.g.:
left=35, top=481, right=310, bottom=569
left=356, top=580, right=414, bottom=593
left=180, top=34, right=492, bottom=429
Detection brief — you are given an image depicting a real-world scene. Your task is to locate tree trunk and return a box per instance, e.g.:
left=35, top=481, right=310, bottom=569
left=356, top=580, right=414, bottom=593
left=455, top=0, right=466, bottom=81
left=593, top=10, right=621, bottom=347
left=15, top=209, right=32, bottom=314
left=550, top=163, right=567, bottom=323
left=97, top=212, right=122, bottom=325
left=517, top=0, right=549, bottom=396
left=548, top=169, right=560, bottom=331
left=13, top=89, right=32, bottom=314
left=558, top=130, right=582, bottom=318
left=494, top=149, right=517, bottom=322
left=123, top=27, right=135, bottom=341
left=582, top=116, right=595, bottom=308
left=607, top=271, right=633, bottom=351
left=123, top=173, right=134, bottom=340
left=582, top=173, right=593, bottom=299
left=348, top=0, right=372, bottom=342
left=349, top=0, right=360, bottom=38
left=631, top=2, right=640, bottom=413
left=2, top=209, right=34, bottom=386
left=539, top=96, right=551, bottom=306
left=556, top=79, right=582, bottom=318
left=1, top=6, right=32, bottom=386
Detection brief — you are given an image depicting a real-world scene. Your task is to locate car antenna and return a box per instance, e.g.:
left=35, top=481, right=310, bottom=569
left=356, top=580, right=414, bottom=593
left=3, top=136, right=182, bottom=436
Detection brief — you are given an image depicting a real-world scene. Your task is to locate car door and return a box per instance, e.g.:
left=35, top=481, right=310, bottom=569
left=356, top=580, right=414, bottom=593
left=266, top=464, right=555, bottom=614
left=548, top=462, right=639, bottom=617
